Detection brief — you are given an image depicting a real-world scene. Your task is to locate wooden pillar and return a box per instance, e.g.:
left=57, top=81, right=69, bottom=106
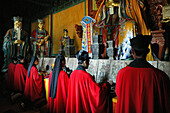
left=151, top=30, right=165, bottom=60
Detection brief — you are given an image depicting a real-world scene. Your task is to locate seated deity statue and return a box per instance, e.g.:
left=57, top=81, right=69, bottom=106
left=2, top=16, right=30, bottom=72
left=31, top=19, right=51, bottom=58
left=60, top=29, right=70, bottom=48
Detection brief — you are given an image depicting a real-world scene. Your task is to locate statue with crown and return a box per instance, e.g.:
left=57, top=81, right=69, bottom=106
left=2, top=16, right=30, bottom=72
left=31, top=19, right=51, bottom=58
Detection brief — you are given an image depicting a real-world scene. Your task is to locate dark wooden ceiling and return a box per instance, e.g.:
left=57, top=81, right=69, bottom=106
left=0, top=0, right=82, bottom=37
left=1, top=0, right=53, bottom=19
left=0, top=0, right=55, bottom=38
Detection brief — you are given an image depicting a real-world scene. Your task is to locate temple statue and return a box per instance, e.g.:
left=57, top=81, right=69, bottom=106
left=93, top=0, right=121, bottom=58
left=59, top=29, right=76, bottom=57
left=31, top=19, right=51, bottom=57
left=118, top=0, right=153, bottom=60
left=60, top=29, right=70, bottom=47
left=2, top=16, right=30, bottom=72
left=93, top=0, right=154, bottom=60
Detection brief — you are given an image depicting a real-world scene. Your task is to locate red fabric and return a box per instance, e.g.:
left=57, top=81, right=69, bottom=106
left=7, top=63, right=16, bottom=90
left=101, top=28, right=108, bottom=58
left=31, top=30, right=36, bottom=39
left=31, top=30, right=49, bottom=39
left=47, top=70, right=69, bottom=113
left=14, top=64, right=27, bottom=92
left=31, top=30, right=49, bottom=57
left=24, top=66, right=43, bottom=102
left=66, top=70, right=108, bottom=113
left=116, top=66, right=170, bottom=113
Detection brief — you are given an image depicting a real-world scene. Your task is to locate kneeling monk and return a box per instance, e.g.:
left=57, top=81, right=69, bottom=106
left=24, top=56, right=43, bottom=102
left=47, top=54, right=69, bottom=113
left=66, top=50, right=109, bottom=113
left=7, top=56, right=17, bottom=93
left=14, top=56, right=27, bottom=93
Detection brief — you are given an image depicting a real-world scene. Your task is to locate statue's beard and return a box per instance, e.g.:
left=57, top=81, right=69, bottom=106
left=15, top=26, right=21, bottom=30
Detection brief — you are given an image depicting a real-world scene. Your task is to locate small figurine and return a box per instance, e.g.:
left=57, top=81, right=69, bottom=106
left=31, top=19, right=51, bottom=57
left=60, top=29, right=70, bottom=47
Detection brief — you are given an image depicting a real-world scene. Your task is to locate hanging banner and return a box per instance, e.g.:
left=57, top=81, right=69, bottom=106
left=81, top=16, right=96, bottom=58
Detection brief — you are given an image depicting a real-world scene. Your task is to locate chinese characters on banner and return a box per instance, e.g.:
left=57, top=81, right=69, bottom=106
left=81, top=16, right=96, bottom=58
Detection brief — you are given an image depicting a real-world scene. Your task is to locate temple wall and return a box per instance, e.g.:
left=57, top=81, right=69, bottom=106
left=37, top=58, right=170, bottom=83
left=52, top=2, right=85, bottom=55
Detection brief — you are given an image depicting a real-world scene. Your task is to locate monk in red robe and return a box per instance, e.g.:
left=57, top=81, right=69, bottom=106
left=24, top=56, right=43, bottom=102
left=7, top=56, right=17, bottom=93
left=66, top=50, right=110, bottom=113
left=47, top=54, right=69, bottom=113
left=116, top=34, right=170, bottom=113
left=14, top=56, right=27, bottom=93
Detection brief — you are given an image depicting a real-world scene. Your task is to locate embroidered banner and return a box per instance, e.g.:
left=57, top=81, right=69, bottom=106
left=81, top=16, right=96, bottom=58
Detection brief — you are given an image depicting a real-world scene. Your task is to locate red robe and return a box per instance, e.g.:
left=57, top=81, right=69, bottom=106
left=31, top=29, right=49, bottom=39
left=14, top=64, right=27, bottom=92
left=116, top=66, right=170, bottom=113
left=66, top=69, right=108, bottom=113
left=31, top=29, right=49, bottom=57
left=47, top=70, right=69, bottom=113
left=24, top=66, right=43, bottom=102
left=7, top=63, right=16, bottom=90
